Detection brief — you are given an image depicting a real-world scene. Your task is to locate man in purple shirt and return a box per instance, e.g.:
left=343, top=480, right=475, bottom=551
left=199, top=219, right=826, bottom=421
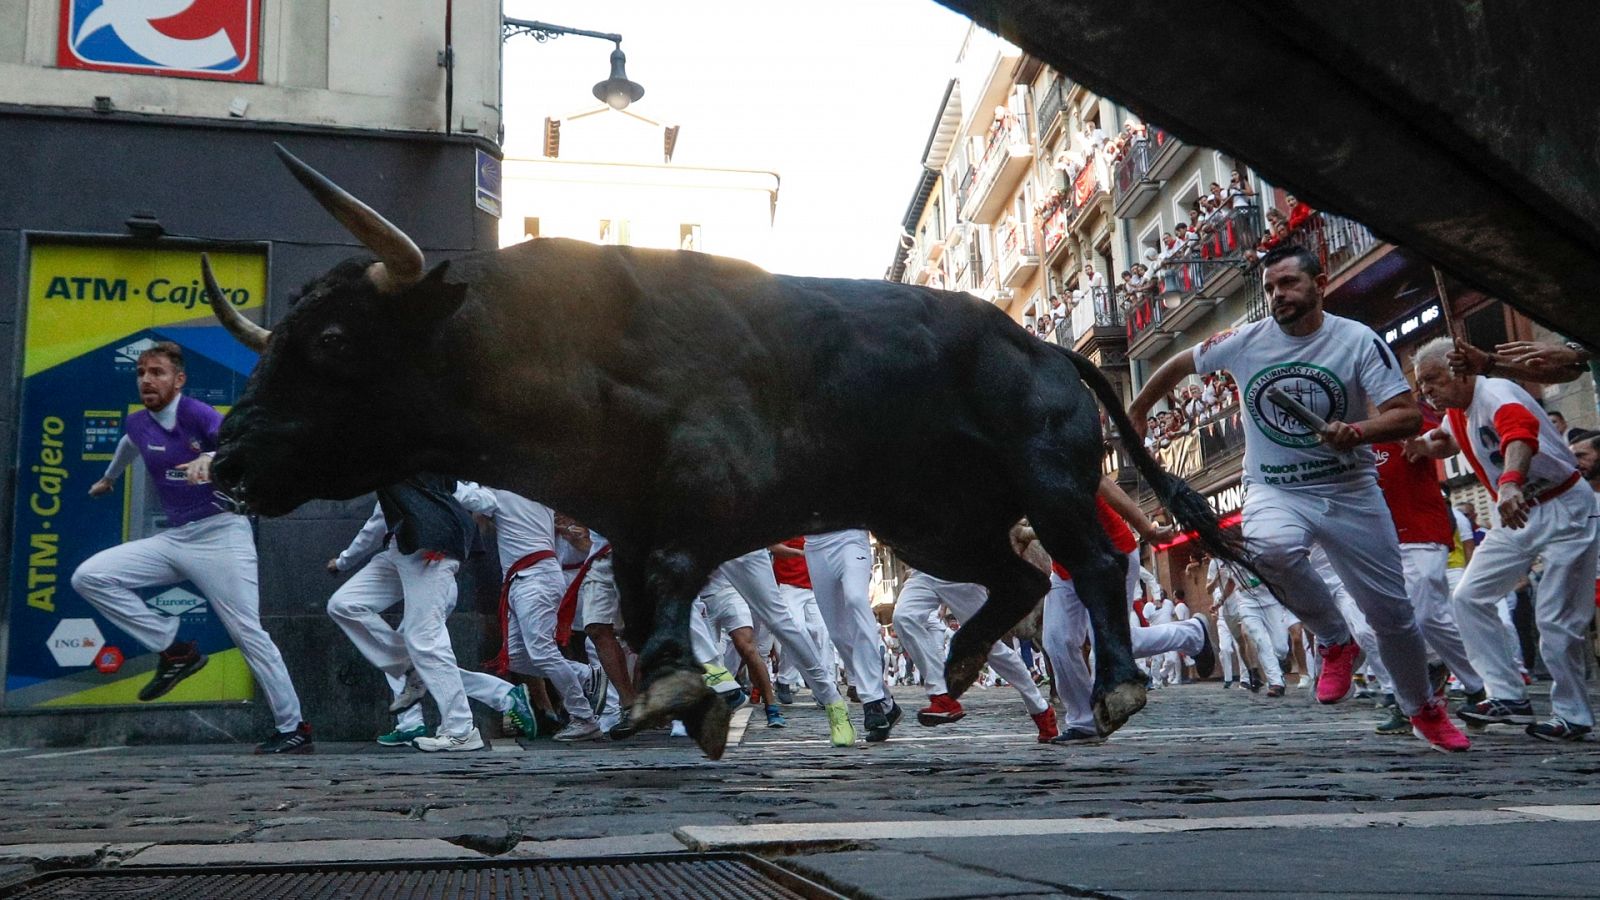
left=71, top=342, right=310, bottom=754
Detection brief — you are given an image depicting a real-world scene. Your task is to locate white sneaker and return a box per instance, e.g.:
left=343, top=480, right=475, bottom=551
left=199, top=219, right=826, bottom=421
left=413, top=727, right=484, bottom=752
left=389, top=669, right=427, bottom=712
left=669, top=720, right=688, bottom=737
left=552, top=718, right=603, bottom=742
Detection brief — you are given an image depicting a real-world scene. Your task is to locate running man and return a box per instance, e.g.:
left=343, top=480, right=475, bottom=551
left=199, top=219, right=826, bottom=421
left=73, top=342, right=309, bottom=754
left=1129, top=245, right=1469, bottom=751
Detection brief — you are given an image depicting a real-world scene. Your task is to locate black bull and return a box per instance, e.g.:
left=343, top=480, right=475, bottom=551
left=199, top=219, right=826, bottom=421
left=206, top=150, right=1250, bottom=758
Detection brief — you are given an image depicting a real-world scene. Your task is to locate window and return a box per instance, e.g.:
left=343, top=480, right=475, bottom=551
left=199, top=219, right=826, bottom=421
left=679, top=224, right=702, bottom=251
left=600, top=219, right=632, bottom=246
left=523, top=217, right=540, bottom=241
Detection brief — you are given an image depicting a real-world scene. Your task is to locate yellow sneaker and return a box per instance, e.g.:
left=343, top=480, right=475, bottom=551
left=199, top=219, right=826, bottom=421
left=826, top=700, right=856, bottom=747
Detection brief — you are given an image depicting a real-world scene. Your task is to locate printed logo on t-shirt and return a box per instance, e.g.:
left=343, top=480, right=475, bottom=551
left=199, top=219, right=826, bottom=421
left=1199, top=328, right=1237, bottom=353
left=1373, top=447, right=1391, bottom=466
left=1244, top=362, right=1348, bottom=448
left=1475, top=425, right=1504, bottom=468
left=164, top=468, right=188, bottom=482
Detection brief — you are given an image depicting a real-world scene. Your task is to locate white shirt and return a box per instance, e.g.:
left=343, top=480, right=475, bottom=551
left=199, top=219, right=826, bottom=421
left=1439, top=376, right=1579, bottom=501
left=474, top=488, right=558, bottom=576
left=1193, top=314, right=1411, bottom=488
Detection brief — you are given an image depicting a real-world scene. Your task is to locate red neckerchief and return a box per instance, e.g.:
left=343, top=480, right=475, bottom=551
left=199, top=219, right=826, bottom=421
left=481, top=550, right=558, bottom=676
left=554, top=544, right=613, bottom=641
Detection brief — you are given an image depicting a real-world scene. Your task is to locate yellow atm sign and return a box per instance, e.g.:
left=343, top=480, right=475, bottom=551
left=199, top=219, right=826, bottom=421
left=25, top=245, right=265, bottom=378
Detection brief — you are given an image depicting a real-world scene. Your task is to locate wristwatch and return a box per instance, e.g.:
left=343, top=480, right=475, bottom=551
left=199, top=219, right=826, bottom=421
left=1564, top=341, right=1591, bottom=369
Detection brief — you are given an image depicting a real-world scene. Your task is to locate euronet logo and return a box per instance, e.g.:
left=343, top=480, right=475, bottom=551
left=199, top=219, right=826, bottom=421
left=146, top=587, right=207, bottom=617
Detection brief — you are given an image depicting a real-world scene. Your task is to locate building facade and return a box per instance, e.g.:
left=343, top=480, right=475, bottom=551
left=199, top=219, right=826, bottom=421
left=500, top=108, right=779, bottom=268
left=890, top=24, right=1597, bottom=594
left=0, top=0, right=506, bottom=744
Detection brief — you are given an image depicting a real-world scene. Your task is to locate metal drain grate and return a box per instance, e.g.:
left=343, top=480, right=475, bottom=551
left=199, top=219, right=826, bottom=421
left=0, top=852, right=845, bottom=899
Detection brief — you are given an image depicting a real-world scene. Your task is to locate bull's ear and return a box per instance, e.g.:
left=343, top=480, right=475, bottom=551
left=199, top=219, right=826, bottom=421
left=393, top=261, right=467, bottom=330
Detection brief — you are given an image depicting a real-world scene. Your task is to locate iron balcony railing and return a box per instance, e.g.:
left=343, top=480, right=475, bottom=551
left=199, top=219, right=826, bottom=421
left=1112, top=138, right=1154, bottom=200
left=1069, top=286, right=1126, bottom=341
left=1283, top=211, right=1380, bottom=278
left=1035, top=78, right=1066, bottom=142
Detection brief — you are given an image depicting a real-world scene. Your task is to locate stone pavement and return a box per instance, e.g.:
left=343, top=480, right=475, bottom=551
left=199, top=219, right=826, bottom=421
left=1, top=680, right=1597, bottom=897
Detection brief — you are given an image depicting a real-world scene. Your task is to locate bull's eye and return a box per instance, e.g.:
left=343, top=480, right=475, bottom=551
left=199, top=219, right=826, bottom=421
left=314, top=325, right=351, bottom=360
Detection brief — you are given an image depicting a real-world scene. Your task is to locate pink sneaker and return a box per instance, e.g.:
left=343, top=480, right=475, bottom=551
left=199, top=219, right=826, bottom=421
left=1315, top=640, right=1361, bottom=704
left=1410, top=700, right=1471, bottom=752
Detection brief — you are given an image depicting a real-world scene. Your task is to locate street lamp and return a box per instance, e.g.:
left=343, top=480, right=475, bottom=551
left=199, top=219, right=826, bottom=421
left=503, top=17, right=645, bottom=111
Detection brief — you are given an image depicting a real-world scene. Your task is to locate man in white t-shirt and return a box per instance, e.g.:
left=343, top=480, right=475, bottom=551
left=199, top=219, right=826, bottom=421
left=1411, top=340, right=1596, bottom=742
left=1129, top=245, right=1469, bottom=751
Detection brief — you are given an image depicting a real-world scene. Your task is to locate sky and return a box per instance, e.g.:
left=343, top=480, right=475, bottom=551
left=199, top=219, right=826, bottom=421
left=500, top=0, right=974, bottom=278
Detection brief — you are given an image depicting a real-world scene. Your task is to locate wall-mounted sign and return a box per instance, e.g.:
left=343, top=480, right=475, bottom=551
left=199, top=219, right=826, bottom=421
left=5, top=243, right=265, bottom=711
left=475, top=149, right=502, bottom=218
left=1381, top=299, right=1443, bottom=348
left=58, top=0, right=262, bottom=83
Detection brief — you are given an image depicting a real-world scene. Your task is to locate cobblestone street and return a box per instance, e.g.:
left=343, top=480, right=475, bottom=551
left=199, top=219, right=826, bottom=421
left=2, top=680, right=1597, bottom=897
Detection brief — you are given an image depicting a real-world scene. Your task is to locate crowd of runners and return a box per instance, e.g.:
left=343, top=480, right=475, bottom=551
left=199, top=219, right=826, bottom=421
left=68, top=244, right=1597, bottom=754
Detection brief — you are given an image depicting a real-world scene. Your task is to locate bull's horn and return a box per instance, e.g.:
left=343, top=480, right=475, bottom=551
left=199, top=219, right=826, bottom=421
left=273, top=143, right=424, bottom=294
left=201, top=254, right=271, bottom=352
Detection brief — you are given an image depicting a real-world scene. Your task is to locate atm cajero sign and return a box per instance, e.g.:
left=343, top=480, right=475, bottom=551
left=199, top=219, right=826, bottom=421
left=39, top=269, right=251, bottom=311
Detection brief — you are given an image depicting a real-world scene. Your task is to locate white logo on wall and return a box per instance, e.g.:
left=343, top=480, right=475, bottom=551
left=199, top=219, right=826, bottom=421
left=146, top=587, right=207, bottom=617
left=115, top=337, right=159, bottom=366
left=47, top=618, right=106, bottom=667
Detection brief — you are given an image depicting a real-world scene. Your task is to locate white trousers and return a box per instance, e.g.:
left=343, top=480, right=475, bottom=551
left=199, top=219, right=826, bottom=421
left=1214, top=610, right=1243, bottom=681
left=1311, top=543, right=1393, bottom=694
left=505, top=559, right=595, bottom=721
left=805, top=531, right=889, bottom=704
left=1400, top=543, right=1484, bottom=694
left=326, top=548, right=477, bottom=736
left=1042, top=549, right=1206, bottom=731
left=892, top=573, right=1048, bottom=715
left=718, top=551, right=841, bottom=704
left=1452, top=486, right=1598, bottom=726
left=394, top=669, right=514, bottom=731
left=1243, top=481, right=1432, bottom=714
left=1222, top=588, right=1286, bottom=687
left=775, top=585, right=834, bottom=686
left=71, top=513, right=302, bottom=733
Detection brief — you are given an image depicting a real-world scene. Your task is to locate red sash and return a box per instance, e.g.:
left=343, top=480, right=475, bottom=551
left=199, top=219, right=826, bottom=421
left=482, top=550, right=557, bottom=676
left=555, top=544, right=612, bottom=640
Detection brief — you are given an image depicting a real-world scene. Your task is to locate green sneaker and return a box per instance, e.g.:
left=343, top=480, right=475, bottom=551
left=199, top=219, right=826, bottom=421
left=825, top=700, right=856, bottom=747
left=504, top=684, right=537, bottom=739
left=703, top=663, right=747, bottom=708
left=376, top=724, right=427, bottom=747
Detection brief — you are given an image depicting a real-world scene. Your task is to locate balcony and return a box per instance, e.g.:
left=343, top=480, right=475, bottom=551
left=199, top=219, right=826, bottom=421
left=1148, top=204, right=1263, bottom=329
left=1035, top=78, right=1067, bottom=145
left=1148, top=403, right=1246, bottom=483
left=1112, top=138, right=1159, bottom=219
left=1146, top=126, right=1195, bottom=181
left=962, top=117, right=1035, bottom=223
left=1283, top=211, right=1381, bottom=279
left=1070, top=287, right=1128, bottom=364
left=1039, top=198, right=1073, bottom=268
left=1125, top=294, right=1174, bottom=359
left=996, top=219, right=1040, bottom=289
left=1067, top=164, right=1107, bottom=228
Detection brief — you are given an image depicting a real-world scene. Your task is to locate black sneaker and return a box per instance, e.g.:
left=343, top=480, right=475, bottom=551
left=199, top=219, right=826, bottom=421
left=847, top=685, right=861, bottom=703
left=1427, top=662, right=1451, bottom=699
left=863, top=698, right=902, bottom=743
left=256, top=722, right=314, bottom=754
left=1375, top=699, right=1410, bottom=735
left=138, top=641, right=208, bottom=701
left=1527, top=717, right=1592, bottom=742
left=1048, top=726, right=1106, bottom=745
left=1190, top=614, right=1217, bottom=679
left=1246, top=669, right=1262, bottom=693
left=1457, top=697, right=1535, bottom=726
left=774, top=681, right=795, bottom=705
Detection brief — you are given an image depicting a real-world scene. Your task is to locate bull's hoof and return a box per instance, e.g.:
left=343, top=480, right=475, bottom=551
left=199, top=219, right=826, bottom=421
left=681, top=691, right=733, bottom=760
left=1092, top=682, right=1148, bottom=736
left=943, top=652, right=987, bottom=700
left=629, top=670, right=708, bottom=733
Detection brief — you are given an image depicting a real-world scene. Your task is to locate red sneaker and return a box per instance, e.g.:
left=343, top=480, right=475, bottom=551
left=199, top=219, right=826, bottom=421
left=1315, top=640, right=1361, bottom=704
left=1031, top=707, right=1059, bottom=743
left=916, top=693, right=966, bottom=726
left=1410, top=700, right=1471, bottom=752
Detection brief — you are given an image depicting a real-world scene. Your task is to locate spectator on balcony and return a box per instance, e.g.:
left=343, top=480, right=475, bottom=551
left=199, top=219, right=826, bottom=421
left=1129, top=264, right=1154, bottom=299
left=1208, top=182, right=1229, bottom=213
left=1286, top=194, right=1316, bottom=231
left=1227, top=171, right=1256, bottom=209
left=1049, top=294, right=1068, bottom=332
left=1083, top=263, right=1107, bottom=293
left=1256, top=210, right=1291, bottom=256
left=1174, top=222, right=1201, bottom=254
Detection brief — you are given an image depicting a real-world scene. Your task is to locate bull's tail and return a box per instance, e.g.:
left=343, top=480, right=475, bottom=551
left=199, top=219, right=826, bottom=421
left=1053, top=344, right=1252, bottom=569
